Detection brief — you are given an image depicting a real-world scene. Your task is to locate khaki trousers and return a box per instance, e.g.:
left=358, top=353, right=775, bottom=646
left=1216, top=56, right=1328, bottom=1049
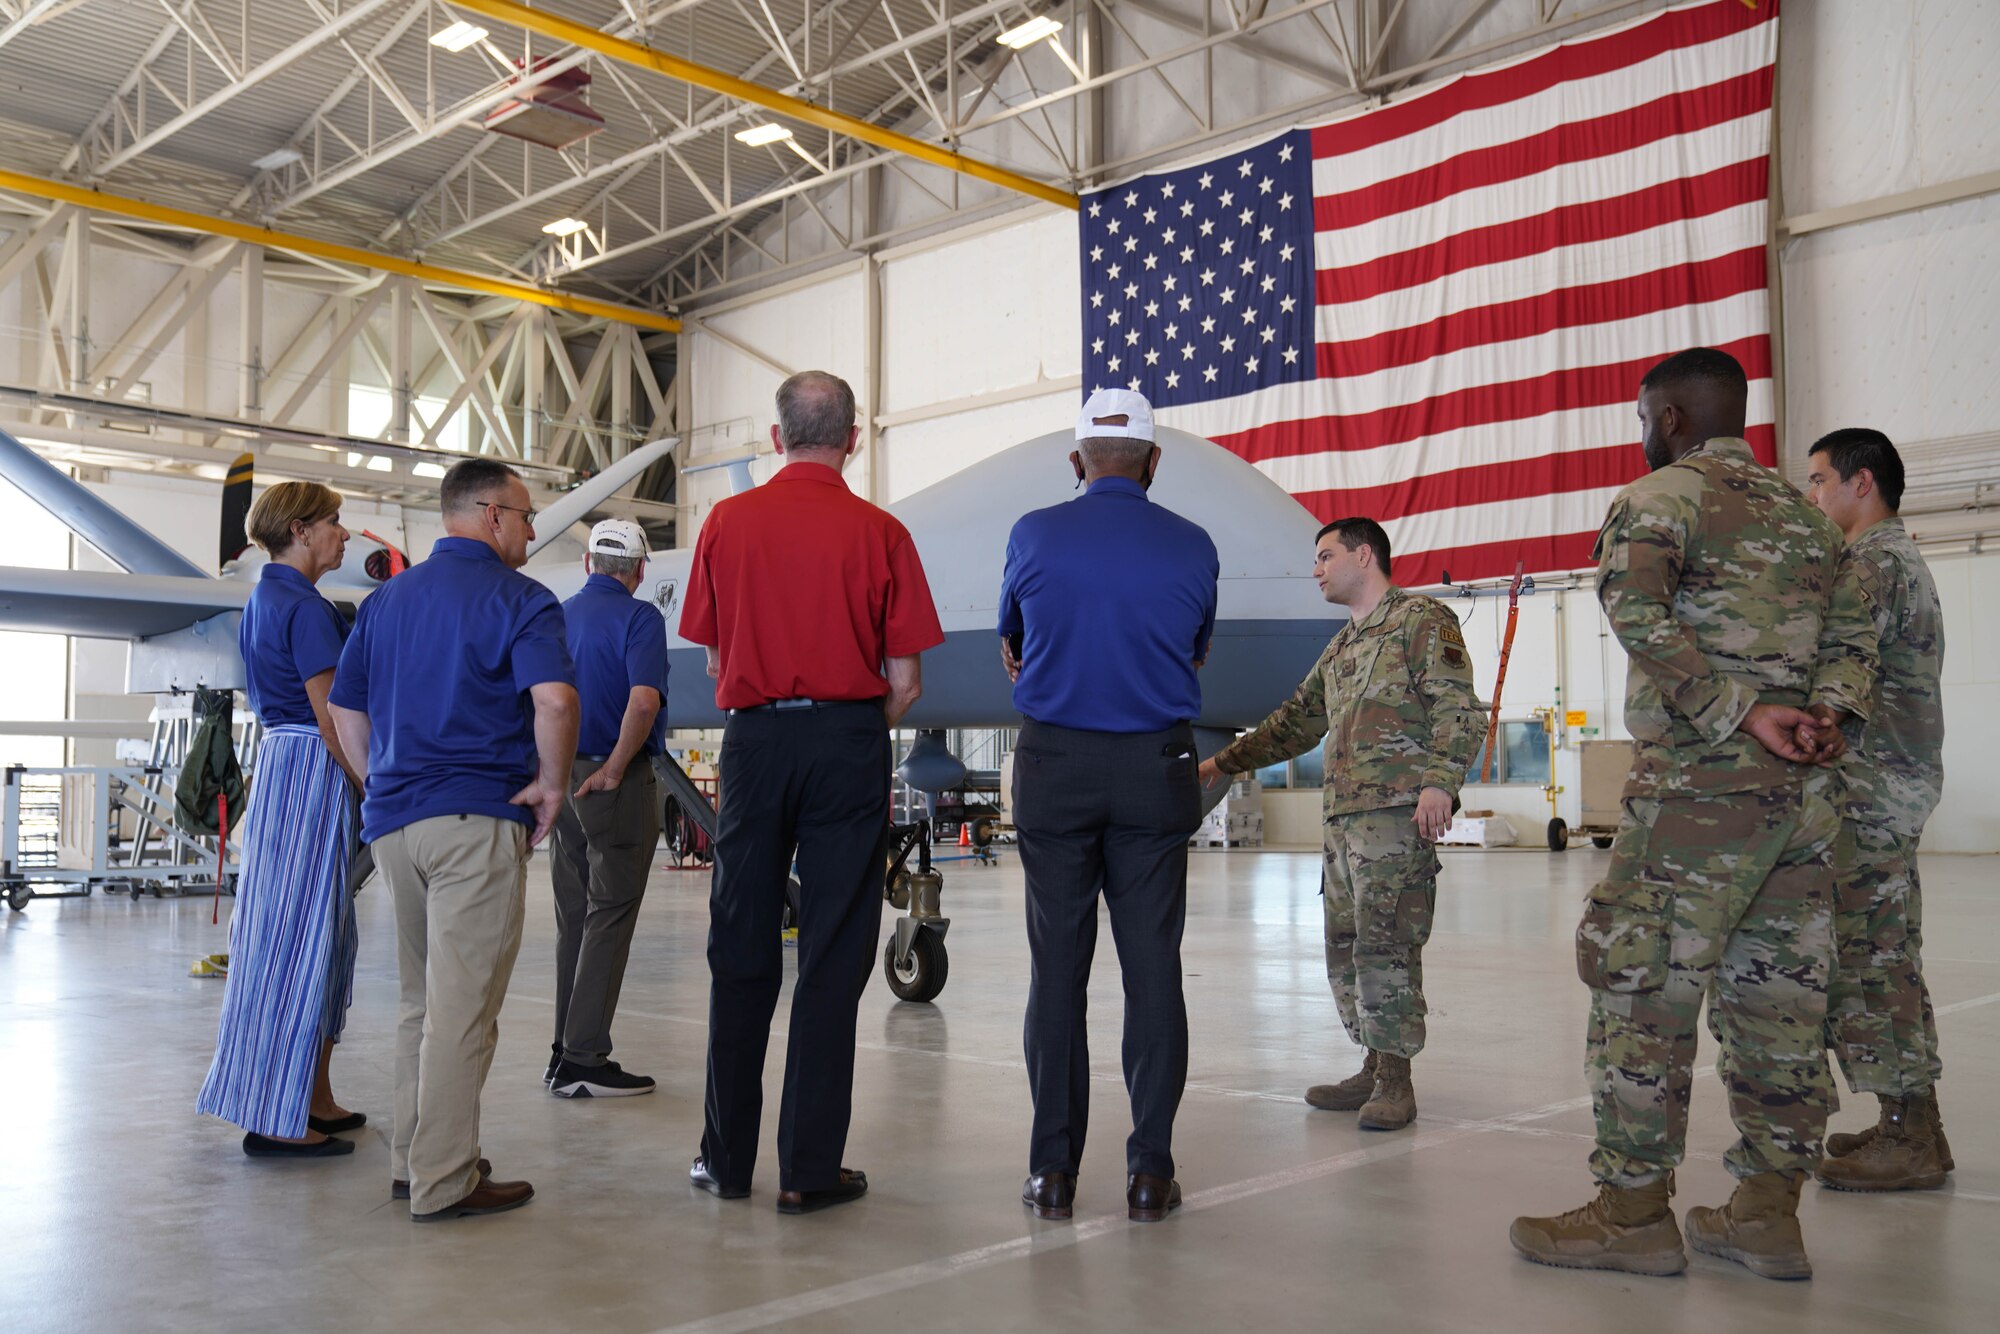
left=375, top=814, right=529, bottom=1215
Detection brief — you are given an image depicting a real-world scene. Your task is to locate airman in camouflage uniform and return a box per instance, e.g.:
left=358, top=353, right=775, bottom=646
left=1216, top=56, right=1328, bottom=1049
left=1201, top=516, right=1484, bottom=1132
left=1803, top=429, right=1949, bottom=1192
left=1511, top=348, right=1876, bottom=1282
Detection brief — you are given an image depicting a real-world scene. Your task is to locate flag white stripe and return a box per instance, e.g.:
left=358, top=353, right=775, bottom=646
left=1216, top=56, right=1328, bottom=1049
left=1313, top=115, right=1768, bottom=274
left=1250, top=382, right=1775, bottom=495
left=1152, top=289, right=1767, bottom=438
left=1318, top=200, right=1767, bottom=346
left=1312, top=22, right=1775, bottom=192
left=1383, top=485, right=1630, bottom=562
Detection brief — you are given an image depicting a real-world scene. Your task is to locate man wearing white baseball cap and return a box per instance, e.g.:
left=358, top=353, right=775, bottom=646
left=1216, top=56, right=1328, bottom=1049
left=545, top=517, right=669, bottom=1099
left=1000, top=387, right=1218, bottom=1223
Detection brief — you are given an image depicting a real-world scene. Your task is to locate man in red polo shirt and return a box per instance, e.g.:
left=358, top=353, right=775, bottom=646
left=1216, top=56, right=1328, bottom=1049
left=679, top=369, right=944, bottom=1215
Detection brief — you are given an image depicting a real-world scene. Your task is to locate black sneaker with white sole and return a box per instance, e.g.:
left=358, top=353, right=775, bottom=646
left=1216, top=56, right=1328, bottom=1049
left=549, top=1058, right=656, bottom=1099
left=544, top=1045, right=561, bottom=1088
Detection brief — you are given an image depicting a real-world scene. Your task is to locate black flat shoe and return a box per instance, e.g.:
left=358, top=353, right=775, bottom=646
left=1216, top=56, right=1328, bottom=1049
left=308, top=1112, right=367, bottom=1135
left=243, top=1132, right=355, bottom=1158
left=777, top=1169, right=868, bottom=1215
left=689, top=1156, right=750, bottom=1199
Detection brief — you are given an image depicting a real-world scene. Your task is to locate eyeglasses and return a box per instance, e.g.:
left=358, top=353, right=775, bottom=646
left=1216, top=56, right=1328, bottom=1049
left=486, top=501, right=537, bottom=524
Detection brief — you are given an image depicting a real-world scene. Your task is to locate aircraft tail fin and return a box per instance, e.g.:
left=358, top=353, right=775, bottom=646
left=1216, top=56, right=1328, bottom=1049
left=0, top=426, right=210, bottom=579
left=524, top=436, right=677, bottom=560
left=219, top=453, right=253, bottom=570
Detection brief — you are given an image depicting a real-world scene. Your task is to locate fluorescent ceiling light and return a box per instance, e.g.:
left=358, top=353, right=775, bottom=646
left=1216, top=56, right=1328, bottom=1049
left=430, top=20, right=488, bottom=52
left=251, top=146, right=302, bottom=171
left=733, top=123, right=794, bottom=147
left=541, top=216, right=589, bottom=236
left=997, top=16, right=1062, bottom=48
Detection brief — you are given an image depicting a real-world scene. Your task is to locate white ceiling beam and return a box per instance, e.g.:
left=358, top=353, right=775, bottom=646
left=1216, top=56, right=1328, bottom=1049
left=89, top=0, right=403, bottom=178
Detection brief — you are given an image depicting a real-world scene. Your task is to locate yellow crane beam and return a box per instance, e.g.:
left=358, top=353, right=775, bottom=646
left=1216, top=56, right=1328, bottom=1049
left=450, top=0, right=1082, bottom=212
left=0, top=167, right=681, bottom=333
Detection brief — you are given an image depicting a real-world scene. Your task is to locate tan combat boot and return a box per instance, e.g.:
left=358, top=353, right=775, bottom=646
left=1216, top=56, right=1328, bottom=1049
left=1355, top=1052, right=1416, bottom=1131
left=1824, top=1094, right=1895, bottom=1158
left=1930, top=1092, right=1954, bottom=1172
left=1826, top=1092, right=1954, bottom=1171
left=1509, top=1176, right=1687, bottom=1276
left=1816, top=1094, right=1948, bottom=1192
left=1685, top=1170, right=1813, bottom=1280
left=1305, top=1051, right=1377, bottom=1111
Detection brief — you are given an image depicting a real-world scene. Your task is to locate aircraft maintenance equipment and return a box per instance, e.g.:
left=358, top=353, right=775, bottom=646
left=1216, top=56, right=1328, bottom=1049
left=1575, top=739, right=1636, bottom=850
left=2, top=764, right=239, bottom=910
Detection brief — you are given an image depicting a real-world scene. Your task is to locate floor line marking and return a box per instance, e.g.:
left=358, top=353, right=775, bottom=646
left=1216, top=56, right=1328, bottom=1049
left=644, top=1088, right=1619, bottom=1334
left=1935, top=989, right=2000, bottom=1016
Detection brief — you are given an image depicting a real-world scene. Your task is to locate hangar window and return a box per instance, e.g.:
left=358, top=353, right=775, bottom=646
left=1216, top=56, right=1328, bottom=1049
left=1469, top=721, right=1552, bottom=786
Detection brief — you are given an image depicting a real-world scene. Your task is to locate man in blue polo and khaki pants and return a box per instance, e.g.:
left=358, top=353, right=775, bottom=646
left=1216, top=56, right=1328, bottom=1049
left=1001, top=387, right=1219, bottom=1225
left=546, top=518, right=669, bottom=1100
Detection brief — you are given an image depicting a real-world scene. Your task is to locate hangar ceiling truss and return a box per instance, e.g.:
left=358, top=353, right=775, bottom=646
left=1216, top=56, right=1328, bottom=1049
left=0, top=0, right=1662, bottom=309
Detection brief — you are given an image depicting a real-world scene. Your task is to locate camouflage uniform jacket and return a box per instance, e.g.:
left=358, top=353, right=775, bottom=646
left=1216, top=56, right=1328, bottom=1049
left=1838, top=517, right=1945, bottom=837
left=1214, top=586, right=1485, bottom=815
left=1594, top=435, right=1877, bottom=799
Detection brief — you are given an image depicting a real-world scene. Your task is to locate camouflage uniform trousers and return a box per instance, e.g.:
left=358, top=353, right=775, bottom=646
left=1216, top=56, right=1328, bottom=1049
left=1323, top=806, right=1438, bottom=1059
left=1827, top=818, right=1942, bottom=1097
left=1577, top=781, right=1838, bottom=1186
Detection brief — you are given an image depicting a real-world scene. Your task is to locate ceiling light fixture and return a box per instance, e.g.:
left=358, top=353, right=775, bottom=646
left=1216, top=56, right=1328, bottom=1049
left=733, top=123, right=794, bottom=147
left=541, top=217, right=589, bottom=236
left=430, top=20, right=488, bottom=52
left=996, top=16, right=1062, bottom=48
left=250, top=147, right=303, bottom=172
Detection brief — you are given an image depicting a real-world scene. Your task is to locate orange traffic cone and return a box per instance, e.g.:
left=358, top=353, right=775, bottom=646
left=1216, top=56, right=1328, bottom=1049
left=958, top=823, right=972, bottom=848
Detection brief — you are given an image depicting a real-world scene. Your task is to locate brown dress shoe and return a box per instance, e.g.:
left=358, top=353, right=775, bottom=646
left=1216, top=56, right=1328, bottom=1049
left=1127, top=1173, right=1182, bottom=1222
left=392, top=1157, right=490, bottom=1200
left=411, top=1176, right=532, bottom=1222
left=777, top=1168, right=868, bottom=1215
left=1022, top=1172, right=1076, bottom=1220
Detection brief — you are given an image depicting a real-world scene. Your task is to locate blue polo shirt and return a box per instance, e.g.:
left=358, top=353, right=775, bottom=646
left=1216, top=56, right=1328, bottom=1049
left=998, top=476, right=1218, bottom=733
left=564, top=572, right=669, bottom=757
left=330, top=537, right=575, bottom=842
left=239, top=562, right=347, bottom=729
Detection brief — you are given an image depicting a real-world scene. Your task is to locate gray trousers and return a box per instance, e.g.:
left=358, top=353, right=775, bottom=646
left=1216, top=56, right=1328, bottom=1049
left=550, top=757, right=660, bottom=1066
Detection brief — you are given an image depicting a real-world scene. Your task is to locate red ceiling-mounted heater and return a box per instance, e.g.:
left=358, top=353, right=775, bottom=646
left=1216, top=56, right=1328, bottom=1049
left=484, top=56, right=606, bottom=149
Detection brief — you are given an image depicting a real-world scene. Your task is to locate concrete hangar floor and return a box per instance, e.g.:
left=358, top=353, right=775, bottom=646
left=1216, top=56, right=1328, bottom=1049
left=3, top=844, right=1995, bottom=1332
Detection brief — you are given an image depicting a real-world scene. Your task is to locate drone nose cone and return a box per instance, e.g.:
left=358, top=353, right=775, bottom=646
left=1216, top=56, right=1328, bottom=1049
left=896, top=728, right=969, bottom=794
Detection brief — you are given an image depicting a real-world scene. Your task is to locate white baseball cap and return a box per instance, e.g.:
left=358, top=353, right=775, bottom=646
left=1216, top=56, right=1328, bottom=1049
left=1074, top=387, right=1155, bottom=442
left=587, top=519, right=647, bottom=559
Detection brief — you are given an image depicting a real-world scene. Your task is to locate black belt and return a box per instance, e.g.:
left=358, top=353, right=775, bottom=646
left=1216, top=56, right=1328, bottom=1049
left=577, top=753, right=613, bottom=762
left=730, top=696, right=879, bottom=716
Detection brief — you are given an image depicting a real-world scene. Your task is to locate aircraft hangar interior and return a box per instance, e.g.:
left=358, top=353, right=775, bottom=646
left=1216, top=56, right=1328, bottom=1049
left=1, top=1, right=1997, bottom=1329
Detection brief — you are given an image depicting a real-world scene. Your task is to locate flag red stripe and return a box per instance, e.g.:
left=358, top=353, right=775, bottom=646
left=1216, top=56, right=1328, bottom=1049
left=1283, top=423, right=1777, bottom=524
left=1311, top=0, right=1774, bottom=159
left=1316, top=157, right=1768, bottom=306
left=1315, top=67, right=1773, bottom=231
left=1316, top=247, right=1769, bottom=379
left=1213, top=335, right=1773, bottom=461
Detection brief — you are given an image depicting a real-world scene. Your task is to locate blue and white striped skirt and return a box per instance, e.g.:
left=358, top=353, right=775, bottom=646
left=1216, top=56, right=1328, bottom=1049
left=196, top=724, right=360, bottom=1139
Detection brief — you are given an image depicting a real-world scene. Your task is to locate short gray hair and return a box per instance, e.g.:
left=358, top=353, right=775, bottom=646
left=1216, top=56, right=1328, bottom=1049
left=1079, top=435, right=1152, bottom=473
left=776, top=370, right=856, bottom=451
left=593, top=552, right=643, bottom=579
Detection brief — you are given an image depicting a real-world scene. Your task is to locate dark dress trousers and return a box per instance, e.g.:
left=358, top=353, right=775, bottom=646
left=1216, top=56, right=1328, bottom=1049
left=999, top=475, right=1219, bottom=1180
left=679, top=461, right=944, bottom=1193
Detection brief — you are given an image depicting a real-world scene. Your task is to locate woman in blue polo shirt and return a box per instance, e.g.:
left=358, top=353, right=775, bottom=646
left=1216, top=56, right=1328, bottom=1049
left=197, top=482, right=366, bottom=1158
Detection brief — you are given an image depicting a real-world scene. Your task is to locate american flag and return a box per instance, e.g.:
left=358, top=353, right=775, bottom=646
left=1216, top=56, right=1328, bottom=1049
left=1079, top=0, right=1779, bottom=585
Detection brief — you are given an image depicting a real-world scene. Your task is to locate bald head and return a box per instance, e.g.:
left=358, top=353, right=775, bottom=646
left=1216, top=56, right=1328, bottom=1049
left=1636, top=347, right=1749, bottom=471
